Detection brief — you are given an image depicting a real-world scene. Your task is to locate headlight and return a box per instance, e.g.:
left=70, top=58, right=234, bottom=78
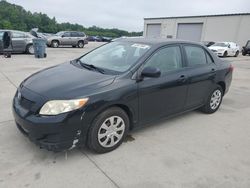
left=39, top=98, right=89, bottom=115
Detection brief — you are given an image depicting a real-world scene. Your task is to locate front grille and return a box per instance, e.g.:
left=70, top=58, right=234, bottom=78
left=211, top=50, right=217, bottom=52
left=19, top=96, right=35, bottom=110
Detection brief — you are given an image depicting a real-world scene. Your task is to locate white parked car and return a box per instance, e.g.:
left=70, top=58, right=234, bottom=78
left=209, top=42, right=240, bottom=57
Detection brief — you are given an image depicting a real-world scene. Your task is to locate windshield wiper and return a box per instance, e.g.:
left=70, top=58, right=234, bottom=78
left=77, top=59, right=105, bottom=74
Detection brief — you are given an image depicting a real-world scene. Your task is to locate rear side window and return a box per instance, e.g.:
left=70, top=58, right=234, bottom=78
left=78, top=32, right=85, bottom=37
left=184, top=46, right=207, bottom=66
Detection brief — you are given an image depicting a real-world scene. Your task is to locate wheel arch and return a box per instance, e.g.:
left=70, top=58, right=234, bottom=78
left=217, top=81, right=226, bottom=95
left=52, top=39, right=60, bottom=45
left=90, top=103, right=135, bottom=131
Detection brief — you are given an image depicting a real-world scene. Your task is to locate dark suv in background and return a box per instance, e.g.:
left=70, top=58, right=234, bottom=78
left=242, top=40, right=250, bottom=56
left=46, top=31, right=87, bottom=48
left=0, top=30, right=34, bottom=54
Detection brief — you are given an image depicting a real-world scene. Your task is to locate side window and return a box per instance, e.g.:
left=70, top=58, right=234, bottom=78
left=63, top=32, right=71, bottom=37
left=12, top=32, right=25, bottom=38
left=184, top=46, right=207, bottom=66
left=78, top=32, right=85, bottom=37
left=71, top=32, right=78, bottom=37
left=144, top=46, right=182, bottom=74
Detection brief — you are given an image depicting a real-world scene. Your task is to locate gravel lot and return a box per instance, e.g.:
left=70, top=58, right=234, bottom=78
left=0, top=42, right=250, bottom=188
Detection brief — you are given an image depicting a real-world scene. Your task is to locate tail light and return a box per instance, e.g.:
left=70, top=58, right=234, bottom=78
left=229, top=64, right=234, bottom=72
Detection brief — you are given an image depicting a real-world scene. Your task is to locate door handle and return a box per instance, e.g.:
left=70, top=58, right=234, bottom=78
left=211, top=68, right=216, bottom=73
left=177, top=75, right=187, bottom=83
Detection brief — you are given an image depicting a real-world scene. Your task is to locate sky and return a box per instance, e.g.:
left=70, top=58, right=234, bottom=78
left=7, top=0, right=250, bottom=32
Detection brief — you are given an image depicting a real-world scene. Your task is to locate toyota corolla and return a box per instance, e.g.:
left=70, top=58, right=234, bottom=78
left=12, top=38, right=233, bottom=153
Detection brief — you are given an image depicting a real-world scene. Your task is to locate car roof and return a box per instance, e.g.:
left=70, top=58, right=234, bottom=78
left=116, top=37, right=203, bottom=46
left=0, top=29, right=26, bottom=33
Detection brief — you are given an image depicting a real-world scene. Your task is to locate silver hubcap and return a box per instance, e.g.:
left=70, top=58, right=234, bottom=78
left=29, top=45, right=34, bottom=54
left=210, top=89, right=222, bottom=110
left=79, top=42, right=83, bottom=47
left=98, top=116, right=125, bottom=148
left=53, top=42, right=58, bottom=47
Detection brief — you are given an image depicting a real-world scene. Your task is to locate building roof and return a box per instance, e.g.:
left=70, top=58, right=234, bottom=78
left=144, top=13, right=250, bottom=20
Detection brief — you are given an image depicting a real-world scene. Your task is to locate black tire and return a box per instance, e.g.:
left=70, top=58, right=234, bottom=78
left=242, top=52, right=246, bottom=56
left=87, top=107, right=129, bottom=153
left=78, top=41, right=84, bottom=48
left=26, top=44, right=34, bottom=54
left=200, top=85, right=223, bottom=114
left=234, top=51, right=239, bottom=57
left=51, top=40, right=59, bottom=48
left=223, top=51, right=228, bottom=57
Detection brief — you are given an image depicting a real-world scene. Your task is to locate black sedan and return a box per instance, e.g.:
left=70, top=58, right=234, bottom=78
left=12, top=38, right=233, bottom=153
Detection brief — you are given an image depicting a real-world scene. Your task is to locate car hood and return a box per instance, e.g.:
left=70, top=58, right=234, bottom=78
left=22, top=62, right=116, bottom=99
left=209, top=46, right=227, bottom=51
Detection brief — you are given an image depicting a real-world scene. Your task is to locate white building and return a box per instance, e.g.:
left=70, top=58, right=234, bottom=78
left=143, top=13, right=250, bottom=46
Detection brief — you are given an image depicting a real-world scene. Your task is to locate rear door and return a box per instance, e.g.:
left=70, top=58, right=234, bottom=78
left=138, top=45, right=188, bottom=125
left=70, top=32, right=80, bottom=45
left=183, top=44, right=216, bottom=109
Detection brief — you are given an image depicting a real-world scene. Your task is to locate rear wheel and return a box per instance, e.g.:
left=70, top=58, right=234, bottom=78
left=234, top=51, right=239, bottom=57
left=87, top=107, right=129, bottom=153
left=242, top=51, right=246, bottom=56
left=200, top=85, right=223, bottom=114
left=78, top=41, right=84, bottom=48
left=26, top=44, right=34, bottom=54
left=223, top=51, right=228, bottom=57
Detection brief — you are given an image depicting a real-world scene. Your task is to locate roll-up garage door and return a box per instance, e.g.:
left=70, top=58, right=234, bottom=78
left=177, top=23, right=203, bottom=42
left=146, top=24, right=161, bottom=38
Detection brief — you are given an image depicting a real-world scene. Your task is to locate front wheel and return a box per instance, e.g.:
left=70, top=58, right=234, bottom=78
left=87, top=107, right=129, bottom=153
left=223, top=51, right=228, bottom=57
left=51, top=40, right=59, bottom=48
left=200, top=86, right=223, bottom=114
left=26, top=44, right=34, bottom=54
left=234, top=51, right=239, bottom=57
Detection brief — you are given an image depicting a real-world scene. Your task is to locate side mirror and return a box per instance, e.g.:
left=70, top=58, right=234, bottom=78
left=228, top=45, right=231, bottom=48
left=141, top=66, right=161, bottom=78
left=61, top=35, right=65, bottom=38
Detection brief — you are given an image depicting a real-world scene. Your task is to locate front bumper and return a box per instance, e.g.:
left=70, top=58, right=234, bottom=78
left=211, top=51, right=224, bottom=56
left=12, top=88, right=84, bottom=152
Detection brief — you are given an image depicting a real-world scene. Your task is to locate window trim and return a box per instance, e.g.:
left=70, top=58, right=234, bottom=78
left=139, top=44, right=185, bottom=77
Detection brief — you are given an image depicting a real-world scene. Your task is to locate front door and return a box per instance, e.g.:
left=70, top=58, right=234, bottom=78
left=138, top=45, right=188, bottom=125
left=12, top=31, right=26, bottom=52
left=60, top=32, right=71, bottom=45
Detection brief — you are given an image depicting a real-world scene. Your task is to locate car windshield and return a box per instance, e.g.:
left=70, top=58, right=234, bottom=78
left=79, top=41, right=151, bottom=74
left=55, top=31, right=64, bottom=36
left=246, top=41, right=250, bottom=48
left=212, top=43, right=228, bottom=47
